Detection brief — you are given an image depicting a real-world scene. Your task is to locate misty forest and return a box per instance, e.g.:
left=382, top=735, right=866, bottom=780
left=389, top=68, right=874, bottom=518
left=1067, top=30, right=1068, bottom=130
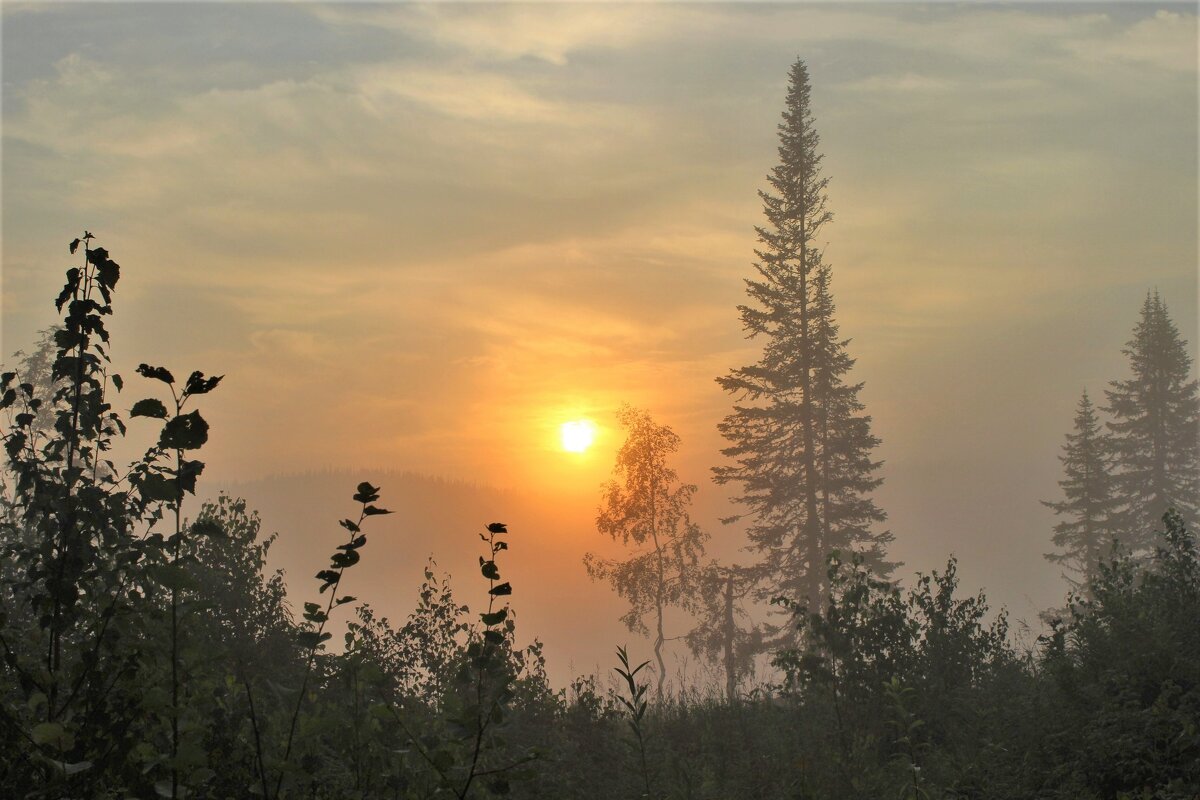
left=2, top=7, right=1198, bottom=800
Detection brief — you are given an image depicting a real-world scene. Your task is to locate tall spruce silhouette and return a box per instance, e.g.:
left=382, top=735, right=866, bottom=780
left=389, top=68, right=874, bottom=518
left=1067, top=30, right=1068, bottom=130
left=1043, top=390, right=1120, bottom=589
left=1104, top=292, right=1199, bottom=552
left=715, top=59, right=892, bottom=640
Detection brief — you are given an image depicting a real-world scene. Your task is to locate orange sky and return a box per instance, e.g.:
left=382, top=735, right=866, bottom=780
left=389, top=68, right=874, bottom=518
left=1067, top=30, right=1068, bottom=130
left=2, top=3, right=1197, bottom=686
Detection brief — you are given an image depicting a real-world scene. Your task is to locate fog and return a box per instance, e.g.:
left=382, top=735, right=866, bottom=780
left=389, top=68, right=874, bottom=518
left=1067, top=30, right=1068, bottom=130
left=4, top=4, right=1199, bottom=797
left=3, top=0, right=1196, bottom=695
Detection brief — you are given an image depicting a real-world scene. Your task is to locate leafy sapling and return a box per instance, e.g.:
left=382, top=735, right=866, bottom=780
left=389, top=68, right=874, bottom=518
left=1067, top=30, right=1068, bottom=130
left=271, top=482, right=390, bottom=798
left=0, top=234, right=166, bottom=789
left=479, top=522, right=512, bottom=645
left=614, top=645, right=654, bottom=799
left=385, top=521, right=536, bottom=798
left=129, top=363, right=222, bottom=799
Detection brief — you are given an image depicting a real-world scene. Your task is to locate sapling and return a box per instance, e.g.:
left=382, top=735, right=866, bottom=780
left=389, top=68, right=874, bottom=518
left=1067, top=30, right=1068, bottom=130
left=614, top=645, right=654, bottom=799
left=129, top=363, right=222, bottom=799
left=268, top=481, right=390, bottom=798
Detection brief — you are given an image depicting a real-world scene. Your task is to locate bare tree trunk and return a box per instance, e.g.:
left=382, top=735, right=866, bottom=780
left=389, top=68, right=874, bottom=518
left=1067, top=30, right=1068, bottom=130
left=654, top=597, right=666, bottom=699
left=723, top=572, right=736, bottom=703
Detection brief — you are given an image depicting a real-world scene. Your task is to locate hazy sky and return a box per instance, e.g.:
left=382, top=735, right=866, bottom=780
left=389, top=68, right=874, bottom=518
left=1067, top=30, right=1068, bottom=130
left=2, top=3, right=1197, bottom=678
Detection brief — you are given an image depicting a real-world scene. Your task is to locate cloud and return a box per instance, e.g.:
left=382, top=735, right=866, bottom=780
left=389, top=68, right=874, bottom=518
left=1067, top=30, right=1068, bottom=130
left=353, top=64, right=625, bottom=128
left=1065, top=9, right=1198, bottom=73
left=311, top=3, right=667, bottom=65
left=3, top=3, right=1194, bottom=489
left=845, top=73, right=960, bottom=94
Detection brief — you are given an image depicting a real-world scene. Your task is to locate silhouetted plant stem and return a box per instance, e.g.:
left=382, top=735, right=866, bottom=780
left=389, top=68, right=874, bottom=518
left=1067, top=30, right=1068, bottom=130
left=460, top=521, right=509, bottom=800
left=164, top=382, right=183, bottom=800
left=615, top=645, right=653, bottom=799
left=240, top=670, right=271, bottom=800
left=274, top=509, right=362, bottom=797
left=48, top=235, right=92, bottom=720
left=274, top=483, right=386, bottom=799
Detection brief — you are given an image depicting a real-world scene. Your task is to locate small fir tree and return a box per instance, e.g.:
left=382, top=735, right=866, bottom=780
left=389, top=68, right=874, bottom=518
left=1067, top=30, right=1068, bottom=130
left=1043, top=391, right=1120, bottom=589
left=1104, top=292, right=1199, bottom=552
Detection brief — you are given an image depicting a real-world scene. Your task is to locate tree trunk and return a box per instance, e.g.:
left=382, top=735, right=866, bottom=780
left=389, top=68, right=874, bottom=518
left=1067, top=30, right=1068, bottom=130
left=723, top=572, right=736, bottom=703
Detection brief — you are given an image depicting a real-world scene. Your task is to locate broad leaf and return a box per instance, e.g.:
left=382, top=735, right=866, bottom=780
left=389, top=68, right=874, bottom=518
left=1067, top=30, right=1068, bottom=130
left=159, top=410, right=209, bottom=450
left=130, top=398, right=168, bottom=419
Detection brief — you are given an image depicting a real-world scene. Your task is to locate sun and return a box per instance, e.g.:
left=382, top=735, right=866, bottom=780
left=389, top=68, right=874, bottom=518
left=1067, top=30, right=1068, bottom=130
left=560, top=420, right=597, bottom=453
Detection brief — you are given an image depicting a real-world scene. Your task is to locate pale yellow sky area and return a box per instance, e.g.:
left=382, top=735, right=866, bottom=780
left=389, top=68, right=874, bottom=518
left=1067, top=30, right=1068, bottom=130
left=2, top=3, right=1197, bottom=682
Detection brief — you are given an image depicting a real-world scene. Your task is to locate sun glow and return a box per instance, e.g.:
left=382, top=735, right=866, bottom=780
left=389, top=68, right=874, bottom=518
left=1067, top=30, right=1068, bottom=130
left=560, top=420, right=597, bottom=453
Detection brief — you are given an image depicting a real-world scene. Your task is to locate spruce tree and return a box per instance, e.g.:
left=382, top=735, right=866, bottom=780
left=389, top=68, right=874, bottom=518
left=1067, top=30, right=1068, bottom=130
left=1104, top=292, right=1200, bottom=552
left=1043, top=390, right=1120, bottom=588
left=715, top=59, right=891, bottom=640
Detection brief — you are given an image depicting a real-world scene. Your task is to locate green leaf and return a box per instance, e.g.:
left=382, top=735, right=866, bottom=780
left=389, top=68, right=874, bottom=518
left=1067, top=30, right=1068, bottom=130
left=298, top=630, right=332, bottom=649
left=363, top=505, right=392, bottom=516
left=183, top=370, right=222, bottom=396
left=56, top=268, right=80, bottom=312
left=111, top=373, right=123, bottom=391
left=480, top=609, right=508, bottom=626
left=138, top=473, right=181, bottom=503
left=137, top=363, right=175, bottom=384
left=174, top=459, right=205, bottom=494
left=353, top=482, right=380, bottom=503
left=32, top=722, right=71, bottom=752
left=483, top=630, right=504, bottom=644
left=131, top=398, right=168, bottom=419
left=94, top=255, right=119, bottom=291
left=337, top=534, right=367, bottom=551
left=159, top=410, right=209, bottom=450
left=481, top=561, right=500, bottom=581
left=152, top=563, right=199, bottom=592
left=489, top=582, right=512, bottom=596
left=191, top=518, right=223, bottom=538
left=27, top=692, right=47, bottom=714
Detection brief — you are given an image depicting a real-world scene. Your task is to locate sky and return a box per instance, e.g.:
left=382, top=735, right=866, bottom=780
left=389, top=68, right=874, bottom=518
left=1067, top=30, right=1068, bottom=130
left=2, top=2, right=1197, bottom=684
